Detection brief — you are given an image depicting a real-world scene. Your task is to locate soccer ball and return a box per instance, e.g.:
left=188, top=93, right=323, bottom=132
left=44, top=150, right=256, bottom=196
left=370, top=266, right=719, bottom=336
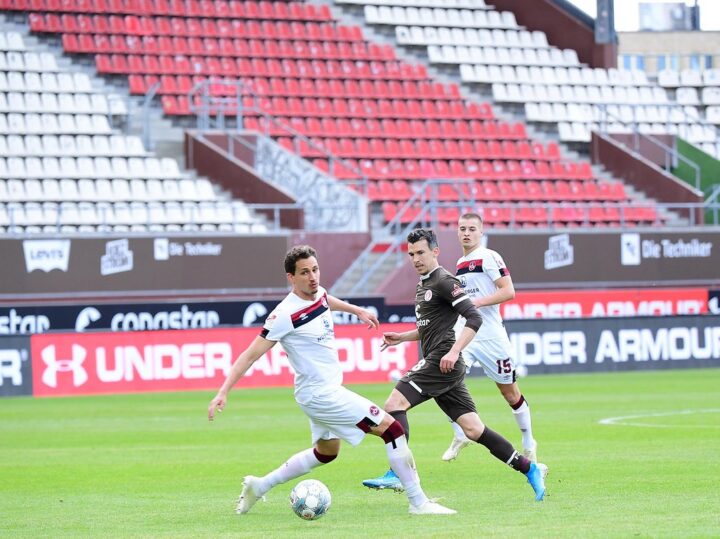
left=289, top=479, right=331, bottom=520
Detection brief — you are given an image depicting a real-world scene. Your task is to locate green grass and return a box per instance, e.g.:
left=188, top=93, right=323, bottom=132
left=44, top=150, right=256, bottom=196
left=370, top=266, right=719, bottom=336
left=2, top=369, right=720, bottom=538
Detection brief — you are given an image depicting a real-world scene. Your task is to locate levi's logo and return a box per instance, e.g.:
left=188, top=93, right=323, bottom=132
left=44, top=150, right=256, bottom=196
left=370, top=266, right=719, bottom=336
left=23, top=240, right=71, bottom=273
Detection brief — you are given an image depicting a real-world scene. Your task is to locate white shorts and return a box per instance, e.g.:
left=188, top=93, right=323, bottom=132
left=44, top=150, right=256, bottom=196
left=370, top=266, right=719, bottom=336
left=298, top=385, right=387, bottom=447
left=463, top=337, right=516, bottom=384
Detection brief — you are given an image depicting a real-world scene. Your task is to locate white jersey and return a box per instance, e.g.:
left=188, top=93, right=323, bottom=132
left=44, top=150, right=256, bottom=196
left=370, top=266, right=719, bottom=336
left=261, top=286, right=342, bottom=404
left=455, top=245, right=510, bottom=341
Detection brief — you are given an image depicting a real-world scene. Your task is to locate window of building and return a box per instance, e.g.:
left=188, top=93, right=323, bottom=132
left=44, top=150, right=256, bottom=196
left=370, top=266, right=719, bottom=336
left=690, top=54, right=700, bottom=70
left=705, top=55, right=714, bottom=69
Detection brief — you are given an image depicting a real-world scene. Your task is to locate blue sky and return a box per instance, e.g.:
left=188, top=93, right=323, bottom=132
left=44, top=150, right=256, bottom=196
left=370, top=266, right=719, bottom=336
left=569, top=0, right=720, bottom=31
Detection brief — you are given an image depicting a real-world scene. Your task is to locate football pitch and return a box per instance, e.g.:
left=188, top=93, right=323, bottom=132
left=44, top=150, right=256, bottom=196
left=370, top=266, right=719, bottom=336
left=2, top=369, right=719, bottom=538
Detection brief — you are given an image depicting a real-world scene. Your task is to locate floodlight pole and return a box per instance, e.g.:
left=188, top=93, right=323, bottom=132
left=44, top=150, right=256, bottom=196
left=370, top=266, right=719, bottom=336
left=595, top=0, right=616, bottom=44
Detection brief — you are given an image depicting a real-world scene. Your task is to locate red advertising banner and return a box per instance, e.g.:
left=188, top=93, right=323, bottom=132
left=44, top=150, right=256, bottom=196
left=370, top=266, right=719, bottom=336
left=30, top=324, right=419, bottom=397
left=502, top=288, right=709, bottom=319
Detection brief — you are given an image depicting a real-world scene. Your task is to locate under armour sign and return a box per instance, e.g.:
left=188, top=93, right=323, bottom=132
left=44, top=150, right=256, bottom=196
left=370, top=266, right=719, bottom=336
left=40, top=344, right=88, bottom=388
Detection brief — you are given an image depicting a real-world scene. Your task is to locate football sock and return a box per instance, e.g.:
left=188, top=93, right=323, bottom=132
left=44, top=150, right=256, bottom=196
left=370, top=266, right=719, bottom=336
left=382, top=420, right=428, bottom=507
left=450, top=420, right=467, bottom=440
left=390, top=410, right=410, bottom=442
left=510, top=395, right=536, bottom=450
left=256, top=448, right=333, bottom=495
left=476, top=427, right=531, bottom=474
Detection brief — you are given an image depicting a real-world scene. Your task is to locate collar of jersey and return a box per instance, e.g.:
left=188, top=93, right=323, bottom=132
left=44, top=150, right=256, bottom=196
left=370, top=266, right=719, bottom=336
left=420, top=266, right=442, bottom=280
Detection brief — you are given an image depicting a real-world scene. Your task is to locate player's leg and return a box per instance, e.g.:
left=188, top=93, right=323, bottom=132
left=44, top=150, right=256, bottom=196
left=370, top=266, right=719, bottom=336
left=367, top=414, right=455, bottom=514
left=440, top=383, right=547, bottom=501
left=236, top=433, right=340, bottom=514
left=474, top=338, right=538, bottom=460
left=362, top=379, right=430, bottom=491
left=442, top=348, right=478, bottom=461
left=496, top=381, right=537, bottom=462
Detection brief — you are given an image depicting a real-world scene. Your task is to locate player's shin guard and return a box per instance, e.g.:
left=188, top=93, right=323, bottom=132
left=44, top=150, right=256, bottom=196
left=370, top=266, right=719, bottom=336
left=256, top=448, right=335, bottom=495
left=382, top=420, right=428, bottom=507
left=476, top=427, right=531, bottom=474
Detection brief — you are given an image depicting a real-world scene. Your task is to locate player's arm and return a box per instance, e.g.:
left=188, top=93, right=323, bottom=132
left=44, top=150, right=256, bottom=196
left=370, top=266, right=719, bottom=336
left=439, top=281, right=483, bottom=373
left=472, top=275, right=515, bottom=308
left=327, top=294, right=379, bottom=329
left=381, top=328, right=420, bottom=351
left=208, top=336, right=276, bottom=421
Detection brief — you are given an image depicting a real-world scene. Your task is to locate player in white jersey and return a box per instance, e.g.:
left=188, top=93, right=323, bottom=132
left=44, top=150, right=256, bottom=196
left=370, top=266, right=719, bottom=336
left=208, top=245, right=455, bottom=516
left=442, top=213, right=539, bottom=463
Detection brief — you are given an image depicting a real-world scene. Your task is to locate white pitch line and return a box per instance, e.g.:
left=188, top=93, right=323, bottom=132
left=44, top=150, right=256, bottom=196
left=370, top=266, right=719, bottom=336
left=598, top=409, right=720, bottom=428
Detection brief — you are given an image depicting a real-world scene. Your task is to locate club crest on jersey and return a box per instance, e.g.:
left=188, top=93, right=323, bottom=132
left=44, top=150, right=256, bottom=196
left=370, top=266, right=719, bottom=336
left=451, top=284, right=464, bottom=297
left=469, top=261, right=476, bottom=271
left=265, top=312, right=278, bottom=329
left=321, top=295, right=328, bottom=308
left=369, top=405, right=380, bottom=416
left=424, top=290, right=432, bottom=301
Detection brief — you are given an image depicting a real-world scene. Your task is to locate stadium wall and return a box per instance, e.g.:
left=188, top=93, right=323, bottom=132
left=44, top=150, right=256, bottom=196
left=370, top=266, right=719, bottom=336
left=185, top=131, right=304, bottom=229
left=3, top=316, right=719, bottom=398
left=2, top=234, right=370, bottom=301
left=0, top=287, right=712, bottom=336
left=377, top=229, right=720, bottom=303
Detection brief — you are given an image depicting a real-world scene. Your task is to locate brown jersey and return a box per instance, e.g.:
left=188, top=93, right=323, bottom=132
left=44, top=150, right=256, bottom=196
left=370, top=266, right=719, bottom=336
left=414, top=266, right=483, bottom=362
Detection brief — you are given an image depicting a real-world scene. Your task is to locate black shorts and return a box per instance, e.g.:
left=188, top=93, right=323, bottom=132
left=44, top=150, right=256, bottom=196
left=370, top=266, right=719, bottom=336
left=396, top=357, right=477, bottom=421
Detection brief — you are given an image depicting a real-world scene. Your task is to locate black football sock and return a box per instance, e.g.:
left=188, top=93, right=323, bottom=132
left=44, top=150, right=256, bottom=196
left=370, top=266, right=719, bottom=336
left=477, top=427, right=531, bottom=473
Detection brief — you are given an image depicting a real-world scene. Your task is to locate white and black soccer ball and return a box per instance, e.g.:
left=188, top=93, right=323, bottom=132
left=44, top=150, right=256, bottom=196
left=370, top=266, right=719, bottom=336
left=289, top=479, right=331, bottom=520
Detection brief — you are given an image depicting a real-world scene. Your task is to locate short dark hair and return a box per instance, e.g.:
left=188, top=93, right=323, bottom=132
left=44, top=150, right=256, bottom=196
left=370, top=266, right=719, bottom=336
left=284, top=245, right=317, bottom=274
left=460, top=212, right=483, bottom=224
left=407, top=228, right=438, bottom=249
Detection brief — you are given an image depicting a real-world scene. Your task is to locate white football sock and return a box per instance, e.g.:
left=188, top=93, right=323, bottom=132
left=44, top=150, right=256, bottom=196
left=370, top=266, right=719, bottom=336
left=256, top=448, right=323, bottom=496
left=450, top=420, right=467, bottom=440
left=512, top=400, right=536, bottom=450
left=385, top=435, right=428, bottom=507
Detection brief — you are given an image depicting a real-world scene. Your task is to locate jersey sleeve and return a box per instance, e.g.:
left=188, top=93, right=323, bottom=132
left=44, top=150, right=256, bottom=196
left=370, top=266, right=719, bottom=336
left=437, top=273, right=471, bottom=308
left=484, top=249, right=510, bottom=282
left=259, top=309, right=293, bottom=341
left=438, top=273, right=482, bottom=332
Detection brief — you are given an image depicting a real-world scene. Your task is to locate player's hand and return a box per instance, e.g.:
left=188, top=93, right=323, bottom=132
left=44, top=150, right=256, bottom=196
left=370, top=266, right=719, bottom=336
left=380, top=332, right=403, bottom=351
left=439, top=351, right=459, bottom=374
left=208, top=393, right=227, bottom=421
left=357, top=308, right=379, bottom=330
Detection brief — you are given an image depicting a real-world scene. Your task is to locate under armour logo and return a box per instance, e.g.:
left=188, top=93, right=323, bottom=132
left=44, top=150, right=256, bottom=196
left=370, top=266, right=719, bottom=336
left=41, top=345, right=88, bottom=388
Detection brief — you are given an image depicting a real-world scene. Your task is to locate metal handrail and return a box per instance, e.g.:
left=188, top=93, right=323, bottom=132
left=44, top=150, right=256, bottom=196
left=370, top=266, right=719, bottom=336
left=186, top=77, right=369, bottom=195
left=596, top=103, right=703, bottom=191
left=337, top=179, right=474, bottom=295
left=189, top=129, right=367, bottom=231
left=140, top=81, right=161, bottom=152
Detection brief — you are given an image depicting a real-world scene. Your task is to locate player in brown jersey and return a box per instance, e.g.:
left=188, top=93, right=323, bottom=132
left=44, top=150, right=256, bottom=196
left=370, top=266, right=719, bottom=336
left=362, top=228, right=547, bottom=501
